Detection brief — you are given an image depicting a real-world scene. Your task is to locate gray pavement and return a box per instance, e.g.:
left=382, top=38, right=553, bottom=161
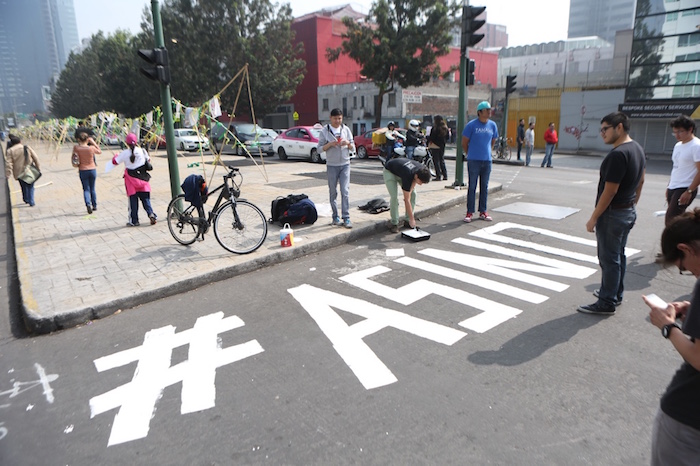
left=7, top=142, right=501, bottom=334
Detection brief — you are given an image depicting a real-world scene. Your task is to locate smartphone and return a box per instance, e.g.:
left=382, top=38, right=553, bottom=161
left=644, top=293, right=668, bottom=309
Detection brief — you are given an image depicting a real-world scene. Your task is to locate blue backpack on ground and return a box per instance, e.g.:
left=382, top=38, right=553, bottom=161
left=279, top=198, right=318, bottom=226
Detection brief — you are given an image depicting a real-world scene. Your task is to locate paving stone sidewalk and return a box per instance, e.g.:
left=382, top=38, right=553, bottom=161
left=6, top=141, right=499, bottom=334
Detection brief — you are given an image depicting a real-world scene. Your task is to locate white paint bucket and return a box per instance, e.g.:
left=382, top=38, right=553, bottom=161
left=280, top=223, right=294, bottom=247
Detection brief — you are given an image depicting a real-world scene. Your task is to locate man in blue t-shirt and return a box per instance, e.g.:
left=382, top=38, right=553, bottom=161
left=461, top=101, right=498, bottom=223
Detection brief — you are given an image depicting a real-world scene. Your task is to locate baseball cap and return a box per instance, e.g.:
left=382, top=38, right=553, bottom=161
left=126, top=133, right=138, bottom=145
left=477, top=101, right=491, bottom=112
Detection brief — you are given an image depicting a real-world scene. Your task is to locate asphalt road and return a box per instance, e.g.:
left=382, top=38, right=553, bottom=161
left=1, top=154, right=693, bottom=465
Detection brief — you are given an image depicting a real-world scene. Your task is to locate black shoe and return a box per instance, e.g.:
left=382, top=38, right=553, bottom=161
left=577, top=302, right=615, bottom=315
left=87, top=205, right=92, bottom=214
left=593, top=289, right=621, bottom=307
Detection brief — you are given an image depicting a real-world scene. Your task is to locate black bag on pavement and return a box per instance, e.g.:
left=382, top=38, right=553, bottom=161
left=278, top=198, right=317, bottom=226
left=270, top=193, right=308, bottom=223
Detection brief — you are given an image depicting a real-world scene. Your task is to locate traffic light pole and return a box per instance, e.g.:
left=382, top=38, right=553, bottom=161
left=149, top=0, right=180, bottom=200
left=454, top=51, right=467, bottom=188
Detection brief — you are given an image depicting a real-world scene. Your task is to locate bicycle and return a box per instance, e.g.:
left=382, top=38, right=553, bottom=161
left=166, top=166, right=268, bottom=254
left=492, top=136, right=512, bottom=161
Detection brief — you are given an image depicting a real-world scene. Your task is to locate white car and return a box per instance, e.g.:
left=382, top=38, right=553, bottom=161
left=173, top=128, right=210, bottom=152
left=103, top=133, right=120, bottom=145
left=272, top=126, right=327, bottom=163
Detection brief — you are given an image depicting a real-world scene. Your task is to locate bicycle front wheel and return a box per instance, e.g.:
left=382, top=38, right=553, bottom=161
left=214, top=200, right=268, bottom=254
left=167, top=194, right=204, bottom=245
left=504, top=145, right=512, bottom=161
left=426, top=157, right=436, bottom=178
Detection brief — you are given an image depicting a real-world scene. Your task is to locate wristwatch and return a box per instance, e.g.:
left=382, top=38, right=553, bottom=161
left=662, top=323, right=681, bottom=338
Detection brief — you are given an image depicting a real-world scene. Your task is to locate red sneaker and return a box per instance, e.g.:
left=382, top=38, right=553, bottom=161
left=463, top=212, right=473, bottom=223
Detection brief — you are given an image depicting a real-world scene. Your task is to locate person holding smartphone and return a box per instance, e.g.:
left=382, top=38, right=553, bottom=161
left=645, top=208, right=700, bottom=464
left=318, top=108, right=355, bottom=228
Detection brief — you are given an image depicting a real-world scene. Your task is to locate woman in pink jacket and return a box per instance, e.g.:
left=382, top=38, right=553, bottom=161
left=111, top=133, right=156, bottom=226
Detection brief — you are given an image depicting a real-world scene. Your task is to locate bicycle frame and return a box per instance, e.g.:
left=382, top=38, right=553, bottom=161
left=204, top=167, right=242, bottom=228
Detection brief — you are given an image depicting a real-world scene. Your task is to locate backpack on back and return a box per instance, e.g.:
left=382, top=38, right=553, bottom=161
left=279, top=198, right=317, bottom=226
left=269, top=193, right=308, bottom=223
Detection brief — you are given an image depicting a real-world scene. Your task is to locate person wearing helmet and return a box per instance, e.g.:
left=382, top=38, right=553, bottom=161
left=404, top=119, right=422, bottom=160
left=462, top=101, right=498, bottom=223
left=382, top=121, right=398, bottom=160
left=111, top=133, right=157, bottom=227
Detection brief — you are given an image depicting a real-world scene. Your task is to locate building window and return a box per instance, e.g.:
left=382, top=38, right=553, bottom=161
left=342, top=97, right=347, bottom=112
left=322, top=98, right=329, bottom=111
left=388, top=92, right=396, bottom=108
left=673, top=71, right=700, bottom=98
left=361, top=96, right=365, bottom=108
left=353, top=96, right=357, bottom=108
left=666, top=12, right=678, bottom=21
left=678, top=34, right=700, bottom=47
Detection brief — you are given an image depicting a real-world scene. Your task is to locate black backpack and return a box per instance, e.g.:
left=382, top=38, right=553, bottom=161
left=270, top=194, right=308, bottom=223
left=279, top=198, right=318, bottom=226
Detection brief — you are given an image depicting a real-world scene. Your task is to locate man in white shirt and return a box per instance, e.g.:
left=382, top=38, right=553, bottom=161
left=524, top=122, right=535, bottom=166
left=666, top=115, right=700, bottom=226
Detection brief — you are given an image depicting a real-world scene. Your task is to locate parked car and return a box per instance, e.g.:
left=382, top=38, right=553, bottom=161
left=353, top=128, right=406, bottom=159
left=262, top=128, right=280, bottom=140
left=103, top=133, right=120, bottom=146
left=210, top=122, right=274, bottom=156
left=273, top=126, right=327, bottom=163
left=173, top=128, right=209, bottom=152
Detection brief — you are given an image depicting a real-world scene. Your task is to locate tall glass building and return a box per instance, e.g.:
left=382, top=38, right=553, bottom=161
left=568, top=0, right=637, bottom=44
left=0, top=0, right=79, bottom=118
left=622, top=0, right=700, bottom=154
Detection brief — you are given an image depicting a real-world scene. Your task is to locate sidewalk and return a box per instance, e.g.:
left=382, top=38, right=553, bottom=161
left=7, top=142, right=501, bottom=334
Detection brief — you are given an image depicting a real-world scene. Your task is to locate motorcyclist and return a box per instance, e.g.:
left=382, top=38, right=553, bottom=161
left=404, top=119, right=422, bottom=160
left=383, top=121, right=399, bottom=160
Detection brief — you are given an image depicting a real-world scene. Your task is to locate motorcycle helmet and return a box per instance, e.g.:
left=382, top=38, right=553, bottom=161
left=409, top=119, right=420, bottom=131
left=387, top=121, right=396, bottom=129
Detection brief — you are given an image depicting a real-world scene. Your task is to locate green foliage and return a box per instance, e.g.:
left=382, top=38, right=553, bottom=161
left=327, top=0, right=458, bottom=127
left=51, top=0, right=304, bottom=121
left=158, top=0, right=305, bottom=116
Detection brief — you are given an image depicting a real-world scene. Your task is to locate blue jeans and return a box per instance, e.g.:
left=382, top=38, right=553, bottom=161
left=79, top=169, right=97, bottom=208
left=466, top=160, right=492, bottom=214
left=383, top=168, right=415, bottom=226
left=18, top=179, right=35, bottom=206
left=405, top=145, right=415, bottom=160
left=541, top=143, right=555, bottom=167
left=595, top=207, right=636, bottom=306
left=525, top=145, right=533, bottom=166
left=327, top=164, right=350, bottom=220
left=129, top=192, right=155, bottom=225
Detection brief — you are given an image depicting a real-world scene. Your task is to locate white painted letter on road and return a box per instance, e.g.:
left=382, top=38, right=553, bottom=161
left=288, top=284, right=466, bottom=390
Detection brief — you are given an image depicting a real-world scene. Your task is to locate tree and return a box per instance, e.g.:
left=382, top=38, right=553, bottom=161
left=157, top=0, right=306, bottom=118
left=327, top=0, right=458, bottom=128
left=51, top=32, right=159, bottom=119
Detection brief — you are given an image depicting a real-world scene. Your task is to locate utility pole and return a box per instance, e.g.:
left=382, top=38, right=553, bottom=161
left=139, top=0, right=180, bottom=200
left=454, top=1, right=485, bottom=188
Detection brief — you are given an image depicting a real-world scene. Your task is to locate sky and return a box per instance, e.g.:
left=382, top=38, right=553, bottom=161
left=74, top=0, right=570, bottom=48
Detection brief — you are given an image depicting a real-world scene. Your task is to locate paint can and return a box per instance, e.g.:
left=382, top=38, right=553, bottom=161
left=280, top=223, right=294, bottom=247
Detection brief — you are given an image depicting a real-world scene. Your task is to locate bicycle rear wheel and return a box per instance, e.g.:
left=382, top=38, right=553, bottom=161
left=167, top=194, right=204, bottom=245
left=504, top=145, right=512, bottom=160
left=214, top=200, right=268, bottom=254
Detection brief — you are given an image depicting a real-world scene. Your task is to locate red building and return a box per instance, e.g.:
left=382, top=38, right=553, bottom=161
left=290, top=6, right=499, bottom=126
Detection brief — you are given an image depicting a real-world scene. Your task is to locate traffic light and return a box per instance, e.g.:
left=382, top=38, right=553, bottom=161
left=467, top=59, right=476, bottom=85
left=460, top=5, right=486, bottom=55
left=506, top=74, right=517, bottom=96
left=138, top=47, right=170, bottom=85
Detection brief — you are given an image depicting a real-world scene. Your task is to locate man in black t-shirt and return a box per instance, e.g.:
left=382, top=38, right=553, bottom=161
left=383, top=158, right=431, bottom=233
left=578, top=112, right=646, bottom=315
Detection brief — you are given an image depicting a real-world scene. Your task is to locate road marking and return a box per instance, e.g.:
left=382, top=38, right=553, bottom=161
left=90, top=312, right=264, bottom=446
left=288, top=284, right=466, bottom=390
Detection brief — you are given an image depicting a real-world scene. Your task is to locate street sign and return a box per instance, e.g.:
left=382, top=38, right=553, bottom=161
left=402, top=90, right=422, bottom=104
